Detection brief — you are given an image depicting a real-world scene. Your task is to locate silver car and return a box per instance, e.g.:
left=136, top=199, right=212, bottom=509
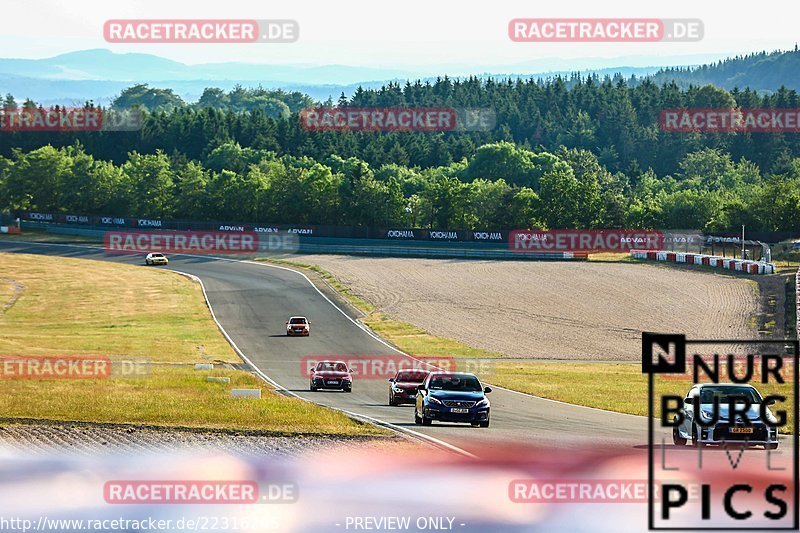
left=145, top=252, right=169, bottom=265
left=673, top=383, right=780, bottom=449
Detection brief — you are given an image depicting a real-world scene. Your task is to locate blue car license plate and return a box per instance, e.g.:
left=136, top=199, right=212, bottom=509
left=450, top=408, right=469, bottom=413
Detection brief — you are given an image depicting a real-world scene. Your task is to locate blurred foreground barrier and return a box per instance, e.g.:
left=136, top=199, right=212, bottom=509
left=630, top=249, right=776, bottom=274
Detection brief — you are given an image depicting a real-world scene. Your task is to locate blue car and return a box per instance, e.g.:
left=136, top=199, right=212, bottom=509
left=414, top=372, right=491, bottom=427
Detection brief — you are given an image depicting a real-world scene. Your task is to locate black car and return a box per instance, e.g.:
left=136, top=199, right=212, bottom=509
left=415, top=372, right=491, bottom=427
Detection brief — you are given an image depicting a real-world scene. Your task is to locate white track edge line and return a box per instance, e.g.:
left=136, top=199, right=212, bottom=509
left=164, top=268, right=476, bottom=459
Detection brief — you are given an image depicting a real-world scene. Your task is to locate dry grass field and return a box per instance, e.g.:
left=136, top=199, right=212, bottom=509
left=0, top=252, right=386, bottom=436
left=287, top=255, right=760, bottom=360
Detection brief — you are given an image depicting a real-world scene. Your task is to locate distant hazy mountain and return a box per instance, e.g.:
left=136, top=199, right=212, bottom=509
left=646, top=48, right=800, bottom=92
left=0, top=50, right=419, bottom=104
left=0, top=75, right=382, bottom=106
left=0, top=49, right=189, bottom=80
left=0, top=49, right=420, bottom=84
left=3, top=48, right=795, bottom=106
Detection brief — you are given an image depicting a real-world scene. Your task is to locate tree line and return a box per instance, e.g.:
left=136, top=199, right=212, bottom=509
left=108, top=84, right=314, bottom=118
left=1, top=141, right=798, bottom=231
left=0, top=75, right=799, bottom=231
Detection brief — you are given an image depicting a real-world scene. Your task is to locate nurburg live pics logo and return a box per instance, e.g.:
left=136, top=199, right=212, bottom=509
left=642, top=332, right=799, bottom=530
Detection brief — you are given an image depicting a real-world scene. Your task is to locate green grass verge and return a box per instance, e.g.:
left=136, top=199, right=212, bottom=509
left=0, top=252, right=388, bottom=436
left=0, top=252, right=239, bottom=362
left=0, top=365, right=384, bottom=435
left=775, top=261, right=800, bottom=274
left=495, top=361, right=793, bottom=433
left=587, top=252, right=635, bottom=262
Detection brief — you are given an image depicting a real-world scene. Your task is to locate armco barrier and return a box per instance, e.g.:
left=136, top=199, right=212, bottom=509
left=28, top=223, right=588, bottom=261
left=296, top=242, right=588, bottom=260
left=17, top=211, right=512, bottom=242
left=631, top=249, right=776, bottom=274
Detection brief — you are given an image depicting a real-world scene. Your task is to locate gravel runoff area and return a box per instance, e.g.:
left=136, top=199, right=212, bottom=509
left=0, top=421, right=425, bottom=458
left=288, top=255, right=760, bottom=361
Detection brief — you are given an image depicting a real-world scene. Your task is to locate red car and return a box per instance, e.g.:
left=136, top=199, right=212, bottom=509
left=310, top=361, right=352, bottom=392
left=388, top=370, right=430, bottom=405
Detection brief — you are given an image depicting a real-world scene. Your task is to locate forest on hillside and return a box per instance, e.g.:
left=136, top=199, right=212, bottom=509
left=1, top=74, right=799, bottom=231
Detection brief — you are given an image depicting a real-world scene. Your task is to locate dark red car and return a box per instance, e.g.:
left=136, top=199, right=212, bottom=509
left=310, top=360, right=352, bottom=392
left=388, top=370, right=430, bottom=405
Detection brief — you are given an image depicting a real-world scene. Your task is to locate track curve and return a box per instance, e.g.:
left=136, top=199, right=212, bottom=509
left=0, top=241, right=656, bottom=457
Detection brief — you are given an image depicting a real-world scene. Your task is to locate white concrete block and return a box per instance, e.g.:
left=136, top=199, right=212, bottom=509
left=232, top=389, right=261, bottom=398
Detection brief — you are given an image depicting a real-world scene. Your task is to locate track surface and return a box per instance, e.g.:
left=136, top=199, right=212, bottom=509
left=1, top=242, right=674, bottom=457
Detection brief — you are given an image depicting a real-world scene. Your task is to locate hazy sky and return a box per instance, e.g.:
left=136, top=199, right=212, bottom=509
left=2, top=0, right=797, bottom=68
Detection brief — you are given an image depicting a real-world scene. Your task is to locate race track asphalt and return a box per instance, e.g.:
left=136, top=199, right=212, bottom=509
left=0, top=241, right=682, bottom=457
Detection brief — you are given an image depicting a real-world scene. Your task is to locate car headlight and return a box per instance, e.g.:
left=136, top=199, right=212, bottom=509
left=393, top=387, right=404, bottom=393
left=475, top=398, right=489, bottom=408
left=428, top=396, right=443, bottom=405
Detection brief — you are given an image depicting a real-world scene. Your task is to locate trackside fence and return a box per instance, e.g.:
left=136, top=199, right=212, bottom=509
left=630, top=249, right=776, bottom=274
left=25, top=223, right=588, bottom=261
